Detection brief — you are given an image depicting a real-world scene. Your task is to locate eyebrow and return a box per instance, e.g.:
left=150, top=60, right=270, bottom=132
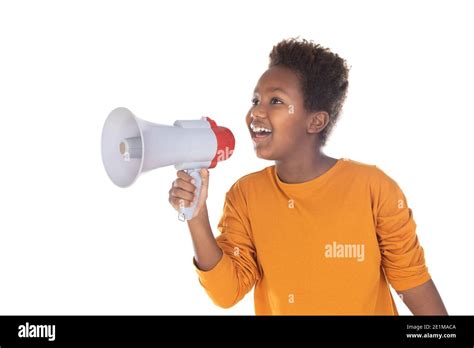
left=253, top=87, right=290, bottom=96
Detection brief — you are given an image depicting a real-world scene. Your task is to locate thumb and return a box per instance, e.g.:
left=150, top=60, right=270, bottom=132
left=200, top=168, right=209, bottom=188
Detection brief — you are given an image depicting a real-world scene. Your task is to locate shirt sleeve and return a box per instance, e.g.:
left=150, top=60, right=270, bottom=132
left=373, top=167, right=432, bottom=291
left=193, top=180, right=260, bottom=308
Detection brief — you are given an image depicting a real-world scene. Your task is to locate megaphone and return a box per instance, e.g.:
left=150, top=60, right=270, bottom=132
left=101, top=107, right=235, bottom=221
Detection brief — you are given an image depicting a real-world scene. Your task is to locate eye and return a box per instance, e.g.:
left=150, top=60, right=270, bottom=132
left=251, top=97, right=259, bottom=105
left=271, top=97, right=283, bottom=105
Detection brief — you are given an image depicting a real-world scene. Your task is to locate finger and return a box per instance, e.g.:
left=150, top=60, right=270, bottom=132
left=170, top=197, right=193, bottom=209
left=170, top=187, right=195, bottom=202
left=169, top=195, right=179, bottom=210
left=177, top=170, right=193, bottom=182
left=173, top=178, right=196, bottom=193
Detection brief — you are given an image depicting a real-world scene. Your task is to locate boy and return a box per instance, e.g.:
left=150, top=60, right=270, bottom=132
left=168, top=38, right=447, bottom=315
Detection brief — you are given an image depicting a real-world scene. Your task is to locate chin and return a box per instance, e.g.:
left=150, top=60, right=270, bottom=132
left=251, top=135, right=282, bottom=160
left=254, top=147, right=277, bottom=161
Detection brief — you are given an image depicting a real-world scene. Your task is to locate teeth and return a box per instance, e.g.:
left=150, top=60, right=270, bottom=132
left=250, top=124, right=272, bottom=133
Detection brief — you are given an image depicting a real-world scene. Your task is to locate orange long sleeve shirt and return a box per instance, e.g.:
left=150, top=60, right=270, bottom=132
left=194, top=158, right=431, bottom=315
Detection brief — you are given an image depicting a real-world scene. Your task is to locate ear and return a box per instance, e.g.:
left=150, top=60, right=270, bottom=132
left=307, top=111, right=330, bottom=134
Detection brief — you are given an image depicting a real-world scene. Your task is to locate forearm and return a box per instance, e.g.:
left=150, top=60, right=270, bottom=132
left=397, top=279, right=448, bottom=315
left=187, top=203, right=223, bottom=271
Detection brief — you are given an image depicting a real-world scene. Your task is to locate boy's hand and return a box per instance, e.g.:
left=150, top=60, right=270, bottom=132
left=168, top=168, right=209, bottom=219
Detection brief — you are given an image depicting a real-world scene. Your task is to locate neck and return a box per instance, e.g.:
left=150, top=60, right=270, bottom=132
left=275, top=149, right=337, bottom=184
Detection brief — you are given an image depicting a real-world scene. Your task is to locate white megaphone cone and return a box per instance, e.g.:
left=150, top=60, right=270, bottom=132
left=101, top=107, right=235, bottom=221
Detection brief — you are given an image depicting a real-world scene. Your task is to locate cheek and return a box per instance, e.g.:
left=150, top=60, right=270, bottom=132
left=273, top=113, right=305, bottom=143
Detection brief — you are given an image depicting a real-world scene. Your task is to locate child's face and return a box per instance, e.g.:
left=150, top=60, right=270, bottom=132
left=246, top=65, right=313, bottom=160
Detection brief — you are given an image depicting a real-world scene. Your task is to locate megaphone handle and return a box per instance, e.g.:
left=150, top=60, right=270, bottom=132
left=178, top=168, right=202, bottom=221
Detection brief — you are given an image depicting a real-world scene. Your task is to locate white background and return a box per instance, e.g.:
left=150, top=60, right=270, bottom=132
left=0, top=0, right=473, bottom=315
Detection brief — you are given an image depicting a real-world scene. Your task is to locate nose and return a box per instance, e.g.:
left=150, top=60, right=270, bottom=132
left=250, top=104, right=267, bottom=119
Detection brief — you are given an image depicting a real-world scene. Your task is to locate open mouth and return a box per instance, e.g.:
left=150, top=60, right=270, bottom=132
left=250, top=123, right=272, bottom=142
